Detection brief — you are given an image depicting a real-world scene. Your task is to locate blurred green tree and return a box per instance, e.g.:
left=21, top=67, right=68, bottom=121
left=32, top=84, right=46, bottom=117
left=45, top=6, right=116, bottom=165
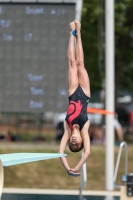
left=81, top=0, right=103, bottom=93
left=115, top=0, right=133, bottom=97
left=81, top=0, right=133, bottom=99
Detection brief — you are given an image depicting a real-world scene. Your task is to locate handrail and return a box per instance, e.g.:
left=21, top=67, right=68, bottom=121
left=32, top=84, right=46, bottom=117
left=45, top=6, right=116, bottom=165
left=79, top=153, right=87, bottom=200
left=113, top=141, right=128, bottom=188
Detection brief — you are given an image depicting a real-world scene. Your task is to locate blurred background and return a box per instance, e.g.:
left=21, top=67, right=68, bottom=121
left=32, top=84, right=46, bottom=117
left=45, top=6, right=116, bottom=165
left=0, top=0, right=133, bottom=144
left=0, top=0, right=133, bottom=192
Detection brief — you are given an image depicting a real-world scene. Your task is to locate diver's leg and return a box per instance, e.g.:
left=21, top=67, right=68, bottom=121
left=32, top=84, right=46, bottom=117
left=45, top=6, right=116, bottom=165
left=67, top=21, right=79, bottom=96
left=75, top=19, right=90, bottom=97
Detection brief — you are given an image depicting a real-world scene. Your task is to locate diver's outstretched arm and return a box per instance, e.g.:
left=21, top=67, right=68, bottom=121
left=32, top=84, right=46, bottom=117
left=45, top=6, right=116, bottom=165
left=59, top=121, right=81, bottom=177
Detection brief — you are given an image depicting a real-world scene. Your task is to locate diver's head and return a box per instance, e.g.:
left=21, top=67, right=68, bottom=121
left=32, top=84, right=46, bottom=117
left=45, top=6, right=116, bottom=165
left=69, top=124, right=84, bottom=152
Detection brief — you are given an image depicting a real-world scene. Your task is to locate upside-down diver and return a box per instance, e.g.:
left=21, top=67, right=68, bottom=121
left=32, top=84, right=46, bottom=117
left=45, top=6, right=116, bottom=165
left=59, top=19, right=91, bottom=177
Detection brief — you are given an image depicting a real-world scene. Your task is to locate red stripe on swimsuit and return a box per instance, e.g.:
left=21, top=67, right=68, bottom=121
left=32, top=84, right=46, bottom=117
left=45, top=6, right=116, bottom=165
left=66, top=86, right=90, bottom=131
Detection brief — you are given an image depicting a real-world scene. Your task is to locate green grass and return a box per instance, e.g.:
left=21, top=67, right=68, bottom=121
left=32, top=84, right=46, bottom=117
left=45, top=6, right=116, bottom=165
left=0, top=144, right=133, bottom=190
left=15, top=131, right=55, bottom=142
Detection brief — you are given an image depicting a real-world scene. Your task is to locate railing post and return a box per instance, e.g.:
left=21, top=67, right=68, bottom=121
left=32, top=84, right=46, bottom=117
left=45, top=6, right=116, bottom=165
left=113, top=141, right=128, bottom=188
left=113, top=142, right=133, bottom=199
left=79, top=153, right=87, bottom=200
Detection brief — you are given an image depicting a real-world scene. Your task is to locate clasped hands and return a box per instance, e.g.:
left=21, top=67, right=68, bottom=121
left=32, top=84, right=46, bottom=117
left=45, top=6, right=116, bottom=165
left=67, top=168, right=81, bottom=177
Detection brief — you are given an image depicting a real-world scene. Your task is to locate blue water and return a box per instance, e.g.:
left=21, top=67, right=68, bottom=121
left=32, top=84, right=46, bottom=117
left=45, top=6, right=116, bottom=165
left=2, top=194, right=120, bottom=200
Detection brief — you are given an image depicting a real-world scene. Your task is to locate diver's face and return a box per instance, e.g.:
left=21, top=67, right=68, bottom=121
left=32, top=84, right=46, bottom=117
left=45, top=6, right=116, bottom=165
left=69, top=125, right=82, bottom=146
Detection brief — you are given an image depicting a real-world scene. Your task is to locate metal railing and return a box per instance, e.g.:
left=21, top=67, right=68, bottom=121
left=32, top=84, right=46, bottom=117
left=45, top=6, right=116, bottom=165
left=113, top=141, right=128, bottom=188
left=79, top=153, right=87, bottom=200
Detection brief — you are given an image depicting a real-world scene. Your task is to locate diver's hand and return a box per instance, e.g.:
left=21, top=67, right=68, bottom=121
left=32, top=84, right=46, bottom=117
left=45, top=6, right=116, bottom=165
left=67, top=169, right=81, bottom=177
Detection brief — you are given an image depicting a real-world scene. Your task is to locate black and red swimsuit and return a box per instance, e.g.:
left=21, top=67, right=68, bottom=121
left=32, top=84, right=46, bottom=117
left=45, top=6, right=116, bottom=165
left=65, top=86, right=90, bottom=131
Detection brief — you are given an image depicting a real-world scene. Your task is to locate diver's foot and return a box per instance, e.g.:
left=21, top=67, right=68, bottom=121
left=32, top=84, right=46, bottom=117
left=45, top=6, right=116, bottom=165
left=69, top=21, right=76, bottom=36
left=69, top=21, right=75, bottom=32
left=74, top=19, right=81, bottom=33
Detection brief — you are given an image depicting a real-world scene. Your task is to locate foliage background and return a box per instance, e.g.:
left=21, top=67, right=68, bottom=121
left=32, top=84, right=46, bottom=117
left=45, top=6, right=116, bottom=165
left=81, top=0, right=133, bottom=100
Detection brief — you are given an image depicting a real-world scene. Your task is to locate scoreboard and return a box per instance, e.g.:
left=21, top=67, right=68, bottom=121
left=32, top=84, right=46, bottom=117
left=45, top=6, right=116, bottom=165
left=0, top=3, right=75, bottom=113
